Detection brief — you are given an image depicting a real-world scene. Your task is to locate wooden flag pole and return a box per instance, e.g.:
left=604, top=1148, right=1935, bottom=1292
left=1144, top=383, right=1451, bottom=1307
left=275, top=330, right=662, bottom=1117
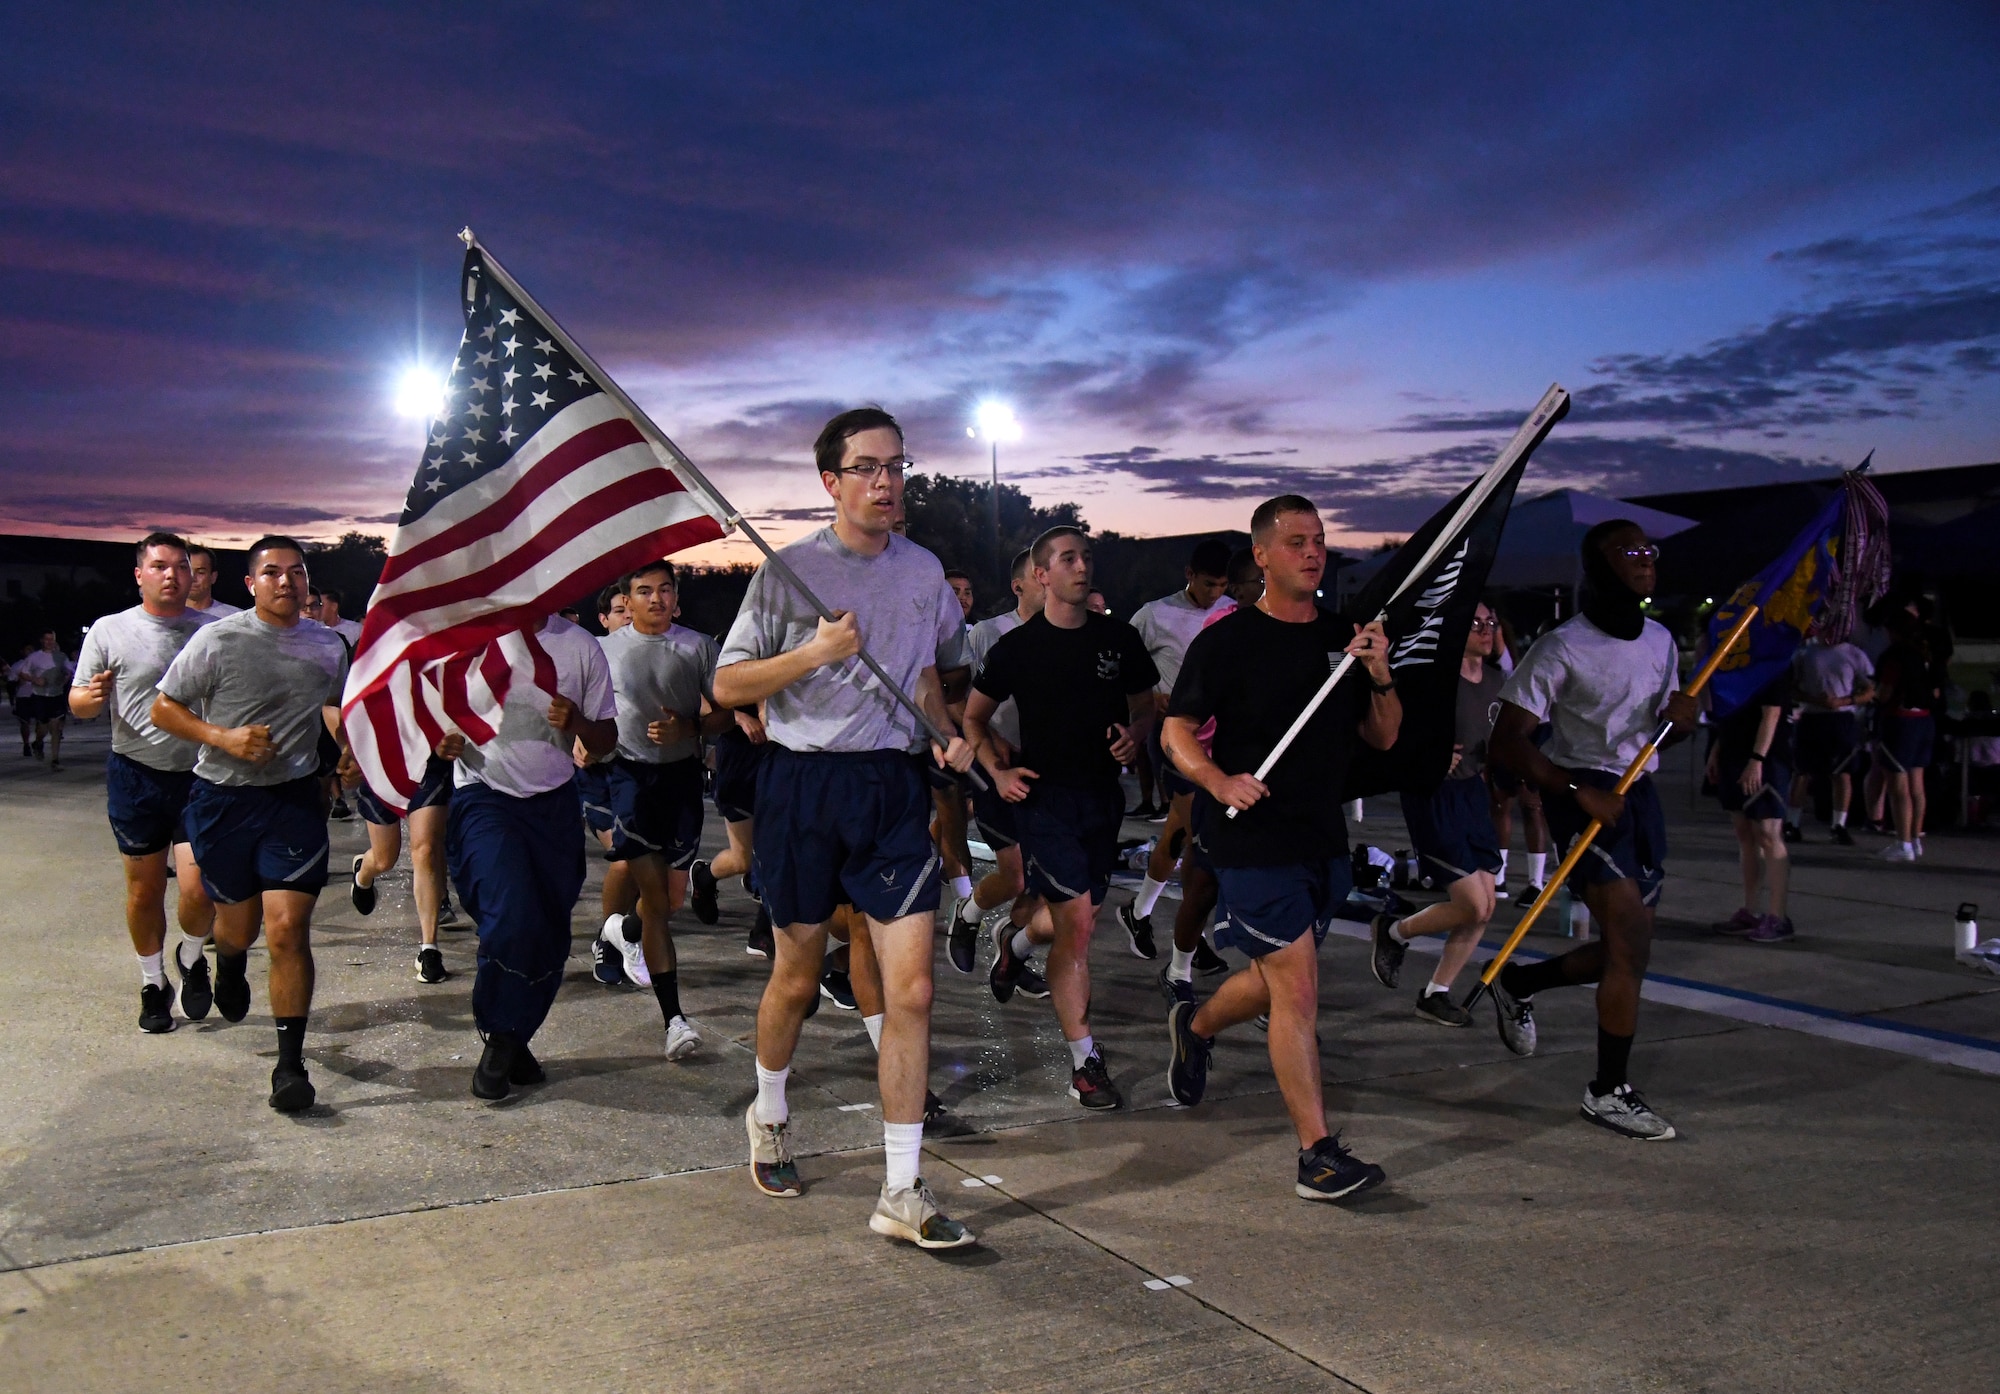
left=1460, top=604, right=1761, bottom=1011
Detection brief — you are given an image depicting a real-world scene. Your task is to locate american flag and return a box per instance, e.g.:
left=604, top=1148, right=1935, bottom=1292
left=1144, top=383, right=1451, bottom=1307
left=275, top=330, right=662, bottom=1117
left=342, top=245, right=725, bottom=811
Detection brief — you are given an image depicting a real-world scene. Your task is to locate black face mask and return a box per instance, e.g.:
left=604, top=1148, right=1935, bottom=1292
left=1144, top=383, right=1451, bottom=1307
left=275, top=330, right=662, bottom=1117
left=1581, top=543, right=1646, bottom=641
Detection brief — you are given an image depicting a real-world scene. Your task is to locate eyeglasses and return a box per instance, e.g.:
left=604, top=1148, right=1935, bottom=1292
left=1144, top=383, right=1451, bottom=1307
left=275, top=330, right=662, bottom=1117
left=1469, top=619, right=1498, bottom=631
left=834, top=457, right=913, bottom=482
left=1616, top=545, right=1660, bottom=561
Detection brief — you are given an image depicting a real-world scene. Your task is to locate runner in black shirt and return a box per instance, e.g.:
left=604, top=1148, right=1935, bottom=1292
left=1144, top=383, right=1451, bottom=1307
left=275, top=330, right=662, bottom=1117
left=966, top=526, right=1157, bottom=1110
left=1160, top=495, right=1400, bottom=1202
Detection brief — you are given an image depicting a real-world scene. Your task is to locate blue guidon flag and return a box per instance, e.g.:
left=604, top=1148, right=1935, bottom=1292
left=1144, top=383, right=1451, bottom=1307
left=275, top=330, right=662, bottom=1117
left=343, top=245, right=725, bottom=812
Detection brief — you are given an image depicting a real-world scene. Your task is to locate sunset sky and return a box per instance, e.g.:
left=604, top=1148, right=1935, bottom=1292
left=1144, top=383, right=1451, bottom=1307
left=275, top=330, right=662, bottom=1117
left=5, top=5, right=1998, bottom=561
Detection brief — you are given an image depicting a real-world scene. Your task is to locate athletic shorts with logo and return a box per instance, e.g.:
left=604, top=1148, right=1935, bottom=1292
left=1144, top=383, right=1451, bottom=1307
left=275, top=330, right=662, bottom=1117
left=1876, top=712, right=1935, bottom=774
left=606, top=756, right=704, bottom=867
left=183, top=775, right=331, bottom=904
left=970, top=772, right=1019, bottom=851
left=355, top=756, right=454, bottom=825
left=1716, top=753, right=1791, bottom=820
left=1545, top=769, right=1667, bottom=906
left=1795, top=711, right=1861, bottom=779
left=711, top=726, right=768, bottom=824
left=1402, top=776, right=1504, bottom=885
left=753, top=746, right=940, bottom=927
left=1213, top=855, right=1354, bottom=958
left=105, top=751, right=195, bottom=857
left=1016, top=779, right=1124, bottom=906
left=574, top=762, right=614, bottom=834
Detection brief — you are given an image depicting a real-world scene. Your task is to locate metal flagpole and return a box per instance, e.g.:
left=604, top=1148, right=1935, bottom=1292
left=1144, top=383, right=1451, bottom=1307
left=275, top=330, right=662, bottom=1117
left=461, top=228, right=984, bottom=789
left=1225, top=384, right=1569, bottom=818
left=1459, top=604, right=1761, bottom=1010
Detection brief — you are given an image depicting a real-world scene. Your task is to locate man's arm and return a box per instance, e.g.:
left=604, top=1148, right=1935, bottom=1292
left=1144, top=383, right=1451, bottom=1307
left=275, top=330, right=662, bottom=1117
left=915, top=664, right=974, bottom=773
left=1162, top=713, right=1266, bottom=811
left=151, top=692, right=274, bottom=765
left=1109, top=689, right=1153, bottom=765
left=1347, top=620, right=1401, bottom=751
left=549, top=694, right=617, bottom=757
left=69, top=671, right=112, bottom=720
left=711, top=611, right=859, bottom=709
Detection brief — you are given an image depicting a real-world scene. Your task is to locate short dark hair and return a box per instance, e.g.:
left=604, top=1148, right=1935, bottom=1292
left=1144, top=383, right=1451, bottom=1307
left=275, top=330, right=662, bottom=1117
left=1580, top=518, right=1643, bottom=559
left=597, top=584, right=625, bottom=615
left=1225, top=548, right=1261, bottom=586
left=1031, top=525, right=1088, bottom=569
left=319, top=587, right=343, bottom=608
left=187, top=545, right=216, bottom=568
left=813, top=407, right=903, bottom=476
left=135, top=531, right=189, bottom=564
left=1189, top=538, right=1232, bottom=578
left=1250, top=494, right=1318, bottom=541
left=627, top=560, right=678, bottom=588
left=246, top=534, right=307, bottom=570
left=944, top=568, right=971, bottom=584
left=1009, top=548, right=1034, bottom=583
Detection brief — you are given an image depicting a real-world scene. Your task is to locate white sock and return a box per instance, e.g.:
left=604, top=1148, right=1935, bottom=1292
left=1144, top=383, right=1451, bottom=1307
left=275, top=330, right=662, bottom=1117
left=176, top=932, right=209, bottom=972
left=138, top=952, right=166, bottom=988
left=1498, top=850, right=1510, bottom=878
left=1527, top=852, right=1547, bottom=883
left=1135, top=876, right=1167, bottom=917
left=883, top=1120, right=924, bottom=1193
left=1067, top=1034, right=1096, bottom=1069
left=1832, top=810, right=1848, bottom=827
left=1007, top=928, right=1033, bottom=960
left=1344, top=798, right=1364, bottom=822
left=1389, top=917, right=1413, bottom=944
left=1168, top=947, right=1195, bottom=982
left=863, top=1013, right=884, bottom=1051
left=753, top=1061, right=790, bottom=1125
left=1424, top=980, right=1451, bottom=996
left=956, top=894, right=984, bottom=925
left=950, top=874, right=973, bottom=900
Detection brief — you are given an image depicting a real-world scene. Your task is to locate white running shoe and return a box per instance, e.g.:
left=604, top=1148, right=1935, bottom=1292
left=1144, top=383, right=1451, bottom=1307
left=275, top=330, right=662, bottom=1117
left=868, top=1179, right=975, bottom=1249
left=1914, top=836, right=1926, bottom=858
left=664, top=1014, right=701, bottom=1061
left=1875, top=842, right=1916, bottom=863
left=600, top=913, right=650, bottom=986
left=1580, top=1082, right=1676, bottom=1140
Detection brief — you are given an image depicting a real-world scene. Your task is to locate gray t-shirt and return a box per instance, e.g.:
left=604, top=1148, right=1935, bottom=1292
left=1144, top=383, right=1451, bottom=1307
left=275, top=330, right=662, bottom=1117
left=157, top=609, right=350, bottom=786
left=1132, top=588, right=1223, bottom=695
left=1452, top=664, right=1506, bottom=781
left=1794, top=641, right=1873, bottom=708
left=1498, top=615, right=1679, bottom=775
left=719, top=528, right=967, bottom=754
left=600, top=623, right=718, bottom=764
left=189, top=599, right=241, bottom=619
left=72, top=605, right=218, bottom=770
left=966, top=609, right=1027, bottom=749
left=456, top=617, right=617, bottom=798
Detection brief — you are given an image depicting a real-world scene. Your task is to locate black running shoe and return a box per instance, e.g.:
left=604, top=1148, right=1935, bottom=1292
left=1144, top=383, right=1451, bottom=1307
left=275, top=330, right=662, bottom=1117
left=1369, top=911, right=1407, bottom=989
left=923, top=1090, right=976, bottom=1138
left=139, top=982, right=176, bottom=1034
left=416, top=945, right=448, bottom=984
left=1069, top=1051, right=1122, bottom=1110
left=214, top=952, right=251, bottom=1023
left=472, top=1034, right=518, bottom=1100
left=591, top=936, right=628, bottom=985
left=510, top=1041, right=546, bottom=1086
left=1781, top=822, right=1802, bottom=843
left=1119, top=902, right=1158, bottom=960
left=329, top=797, right=352, bottom=822
left=1127, top=799, right=1157, bottom=820
left=1414, top=988, right=1471, bottom=1028
left=438, top=897, right=466, bottom=931
left=689, top=860, right=721, bottom=925
left=989, top=927, right=1026, bottom=1003
left=350, top=855, right=375, bottom=916
left=269, top=1063, right=316, bottom=1113
left=1296, top=1132, right=1384, bottom=1202
left=1831, top=823, right=1856, bottom=846
left=947, top=905, right=979, bottom=975
left=746, top=904, right=774, bottom=959
left=176, top=946, right=212, bottom=1021
left=819, top=967, right=857, bottom=1010
left=1158, top=965, right=1196, bottom=1007
left=1193, top=938, right=1228, bottom=976
left=1167, top=1000, right=1211, bottom=1106
left=1014, top=962, right=1050, bottom=999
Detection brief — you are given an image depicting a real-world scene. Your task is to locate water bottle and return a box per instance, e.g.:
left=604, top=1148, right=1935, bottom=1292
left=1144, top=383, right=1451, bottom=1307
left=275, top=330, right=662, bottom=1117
left=1956, top=903, right=1979, bottom=955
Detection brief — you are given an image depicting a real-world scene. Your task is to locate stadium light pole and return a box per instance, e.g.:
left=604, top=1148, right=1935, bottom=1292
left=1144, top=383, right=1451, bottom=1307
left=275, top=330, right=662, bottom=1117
left=971, top=401, right=1021, bottom=583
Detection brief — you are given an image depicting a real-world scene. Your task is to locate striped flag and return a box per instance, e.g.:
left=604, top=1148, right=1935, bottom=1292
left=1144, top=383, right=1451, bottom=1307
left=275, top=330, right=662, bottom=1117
left=342, top=246, right=725, bottom=811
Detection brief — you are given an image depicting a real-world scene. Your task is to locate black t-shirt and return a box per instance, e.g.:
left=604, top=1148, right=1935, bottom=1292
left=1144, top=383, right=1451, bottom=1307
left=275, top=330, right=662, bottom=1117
left=1715, top=675, right=1794, bottom=768
left=973, top=612, right=1158, bottom=789
left=1167, top=605, right=1369, bottom=866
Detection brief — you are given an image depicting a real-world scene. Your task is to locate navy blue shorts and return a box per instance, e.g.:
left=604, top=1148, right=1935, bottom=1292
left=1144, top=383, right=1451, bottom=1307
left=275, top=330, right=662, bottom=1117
left=1213, top=856, right=1354, bottom=958
left=1545, top=770, right=1667, bottom=907
left=1186, top=792, right=1218, bottom=872
left=1017, top=779, right=1125, bottom=906
left=1717, top=756, right=1791, bottom=821
left=355, top=756, right=453, bottom=825
left=1403, top=775, right=1504, bottom=884
left=1877, top=713, right=1935, bottom=774
left=970, top=773, right=1019, bottom=851
left=183, top=776, right=331, bottom=905
left=753, top=745, right=940, bottom=927
left=574, top=763, right=614, bottom=834
left=711, top=728, right=767, bottom=824
left=1795, top=712, right=1861, bottom=778
left=105, top=752, right=195, bottom=857
left=606, top=756, right=704, bottom=867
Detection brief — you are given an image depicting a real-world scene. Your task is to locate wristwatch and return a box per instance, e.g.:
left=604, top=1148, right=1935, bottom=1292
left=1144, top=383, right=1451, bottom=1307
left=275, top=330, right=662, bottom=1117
left=1368, top=676, right=1395, bottom=694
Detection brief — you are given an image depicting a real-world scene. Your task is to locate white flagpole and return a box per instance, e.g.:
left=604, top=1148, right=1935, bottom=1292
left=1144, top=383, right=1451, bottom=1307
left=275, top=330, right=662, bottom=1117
left=1225, top=383, right=1568, bottom=818
left=461, top=228, right=983, bottom=787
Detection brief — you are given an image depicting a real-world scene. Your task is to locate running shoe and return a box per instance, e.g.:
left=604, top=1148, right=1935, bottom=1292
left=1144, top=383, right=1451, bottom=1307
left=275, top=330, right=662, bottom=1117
left=1166, top=1000, right=1210, bottom=1106
left=416, top=945, right=449, bottom=983
left=1414, top=988, right=1471, bottom=1028
left=49, top=759, right=61, bottom=772
left=1193, top=938, right=1228, bottom=976
left=1876, top=842, right=1916, bottom=862
left=1147, top=806, right=1170, bottom=824
left=214, top=952, right=251, bottom=1023
left=1494, top=881, right=1510, bottom=902
left=1915, top=836, right=1926, bottom=858
left=1368, top=911, right=1407, bottom=989
left=1782, top=822, right=1802, bottom=843
left=1126, top=798, right=1157, bottom=820
left=989, top=925, right=1027, bottom=1003
left=746, top=904, right=774, bottom=959
left=438, top=896, right=465, bottom=930
left=745, top=1104, right=802, bottom=1197
left=1489, top=973, right=1537, bottom=1056
left=472, top=1035, right=517, bottom=1100
left=138, top=982, right=176, bottom=1034
left=269, top=1063, right=316, bottom=1113
left=350, top=855, right=375, bottom=916
left=1119, top=902, right=1158, bottom=959
left=923, top=1090, right=976, bottom=1138
left=1295, top=1133, right=1385, bottom=1202
left=1014, top=962, right=1050, bottom=999
left=1252, top=1013, right=1270, bottom=1031
left=819, top=967, right=858, bottom=1011
left=1747, top=914, right=1795, bottom=944
left=509, top=1042, right=546, bottom=1086
left=329, top=797, right=353, bottom=822
left=664, top=1015, right=702, bottom=1061
left=869, top=1179, right=975, bottom=1249
left=1158, top=965, right=1196, bottom=1007
left=689, top=860, right=721, bottom=925
left=32, top=736, right=44, bottom=757
left=601, top=913, right=650, bottom=986
left=946, top=902, right=980, bottom=974
left=591, top=936, right=628, bottom=985
left=1831, top=824, right=1856, bottom=846
left=1069, top=1051, right=1122, bottom=1110
left=1716, top=907, right=1759, bottom=935
left=1522, top=880, right=1548, bottom=902
left=1580, top=1082, right=1677, bottom=1140
left=176, top=945, right=212, bottom=1021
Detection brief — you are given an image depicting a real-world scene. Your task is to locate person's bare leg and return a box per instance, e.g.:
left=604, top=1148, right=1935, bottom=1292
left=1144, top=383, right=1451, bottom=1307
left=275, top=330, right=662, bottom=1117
left=973, top=846, right=1024, bottom=912
left=1191, top=961, right=1273, bottom=1037
left=1045, top=895, right=1100, bottom=1045
left=626, top=855, right=681, bottom=974
left=1732, top=813, right=1761, bottom=911
left=1524, top=792, right=1550, bottom=855
left=408, top=805, right=447, bottom=945
left=1867, top=763, right=1888, bottom=823
left=1888, top=771, right=1914, bottom=843
left=1578, top=879, right=1652, bottom=1038
left=172, top=846, right=215, bottom=939
left=866, top=913, right=935, bottom=1125
left=1144, top=793, right=1192, bottom=884
left=1172, top=863, right=1218, bottom=953
left=1832, top=770, right=1852, bottom=821
left=1252, top=935, right=1327, bottom=1148
left=45, top=719, right=63, bottom=767
left=1911, top=766, right=1928, bottom=839
left=356, top=819, right=402, bottom=891
left=262, top=889, right=318, bottom=1017
left=1758, top=818, right=1789, bottom=916
left=757, top=920, right=829, bottom=1073
left=1489, top=785, right=1514, bottom=850
left=122, top=851, right=171, bottom=957
left=933, top=786, right=971, bottom=885
left=849, top=916, right=885, bottom=1018
left=710, top=819, right=754, bottom=881
left=1395, top=874, right=1494, bottom=990
left=601, top=859, right=637, bottom=920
